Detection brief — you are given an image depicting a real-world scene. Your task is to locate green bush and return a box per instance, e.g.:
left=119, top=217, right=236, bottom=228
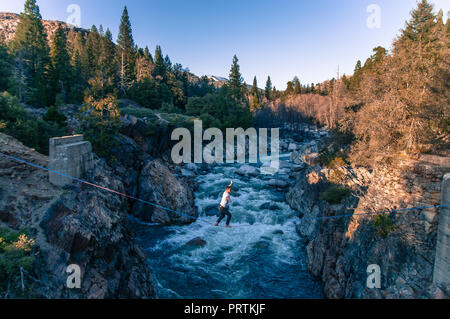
left=127, top=78, right=173, bottom=109
left=319, top=185, right=351, bottom=204
left=159, top=112, right=197, bottom=129
left=159, top=102, right=182, bottom=114
left=372, top=214, right=395, bottom=238
left=43, top=106, right=67, bottom=128
left=185, top=86, right=253, bottom=131
left=328, top=156, right=346, bottom=169
left=78, top=95, right=121, bottom=160
left=0, top=228, right=36, bottom=298
left=318, top=148, right=336, bottom=166
left=327, top=157, right=346, bottom=184
left=0, top=92, right=65, bottom=155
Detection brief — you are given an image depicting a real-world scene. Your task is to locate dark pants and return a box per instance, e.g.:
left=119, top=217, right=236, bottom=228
left=217, top=205, right=231, bottom=226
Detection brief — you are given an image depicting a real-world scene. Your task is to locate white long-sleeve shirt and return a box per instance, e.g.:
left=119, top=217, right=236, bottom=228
left=220, top=191, right=231, bottom=208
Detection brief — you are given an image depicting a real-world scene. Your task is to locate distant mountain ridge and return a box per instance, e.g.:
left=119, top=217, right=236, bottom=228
left=206, top=75, right=256, bottom=90
left=206, top=75, right=229, bottom=88
left=0, top=12, right=89, bottom=44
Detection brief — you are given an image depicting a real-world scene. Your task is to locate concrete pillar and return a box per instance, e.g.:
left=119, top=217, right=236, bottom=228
left=433, top=173, right=450, bottom=288
left=48, top=135, right=94, bottom=187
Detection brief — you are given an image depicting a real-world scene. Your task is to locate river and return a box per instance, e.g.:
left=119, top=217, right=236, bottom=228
left=133, top=142, right=324, bottom=299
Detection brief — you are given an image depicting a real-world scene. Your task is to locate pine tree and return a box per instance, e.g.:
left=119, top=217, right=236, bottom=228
left=135, top=48, right=153, bottom=82
left=402, top=0, right=436, bottom=42
left=349, top=60, right=364, bottom=92
left=153, top=45, right=166, bottom=80
left=67, top=31, right=88, bottom=102
left=354, top=60, right=362, bottom=73
left=350, top=0, right=448, bottom=161
left=446, top=12, right=450, bottom=33
left=0, top=43, right=11, bottom=91
left=10, top=0, right=51, bottom=105
left=98, top=25, right=104, bottom=36
left=50, top=26, right=71, bottom=103
left=285, top=81, right=294, bottom=95
left=80, top=27, right=96, bottom=79
left=293, top=76, right=301, bottom=94
left=264, top=76, right=272, bottom=100
left=144, top=46, right=153, bottom=63
left=242, top=82, right=248, bottom=104
left=250, top=76, right=261, bottom=111
left=228, top=55, right=244, bottom=102
left=69, top=32, right=85, bottom=69
left=83, top=25, right=105, bottom=97
left=69, top=49, right=85, bottom=103
left=164, top=55, right=172, bottom=72
left=117, top=6, right=136, bottom=94
left=389, top=0, right=446, bottom=151
left=100, top=28, right=118, bottom=92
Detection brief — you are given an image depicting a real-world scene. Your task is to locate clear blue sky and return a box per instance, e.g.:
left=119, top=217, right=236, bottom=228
left=1, top=0, right=449, bottom=89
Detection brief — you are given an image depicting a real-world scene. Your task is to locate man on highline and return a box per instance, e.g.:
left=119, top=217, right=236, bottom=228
left=215, top=180, right=233, bottom=228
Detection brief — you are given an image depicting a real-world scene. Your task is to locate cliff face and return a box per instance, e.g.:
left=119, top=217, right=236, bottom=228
left=0, top=97, right=199, bottom=298
left=287, top=140, right=450, bottom=299
left=0, top=12, right=89, bottom=44
left=0, top=132, right=156, bottom=298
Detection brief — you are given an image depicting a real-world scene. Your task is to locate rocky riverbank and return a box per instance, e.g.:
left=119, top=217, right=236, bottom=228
left=2, top=102, right=447, bottom=299
left=0, top=101, right=198, bottom=298
left=0, top=132, right=155, bottom=298
left=282, top=127, right=450, bottom=299
left=131, top=126, right=326, bottom=298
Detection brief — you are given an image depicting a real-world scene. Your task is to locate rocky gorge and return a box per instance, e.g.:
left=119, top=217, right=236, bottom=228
left=284, top=132, right=450, bottom=299
left=0, top=101, right=198, bottom=298
left=0, top=99, right=448, bottom=298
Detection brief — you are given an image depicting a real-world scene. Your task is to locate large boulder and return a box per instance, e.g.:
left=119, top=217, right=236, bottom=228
left=288, top=143, right=298, bottom=151
left=268, top=179, right=289, bottom=189
left=295, top=205, right=321, bottom=239
left=304, top=153, right=320, bottom=166
left=286, top=167, right=327, bottom=213
left=132, top=159, right=197, bottom=225
left=235, top=164, right=259, bottom=177
left=120, top=113, right=172, bottom=156
left=185, top=237, right=207, bottom=248
left=290, top=150, right=304, bottom=165
left=109, top=134, right=144, bottom=169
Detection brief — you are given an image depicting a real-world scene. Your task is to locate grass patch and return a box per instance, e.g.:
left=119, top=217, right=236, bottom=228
left=0, top=227, right=36, bottom=298
left=372, top=214, right=395, bottom=238
left=159, top=112, right=198, bottom=129
left=121, top=106, right=198, bottom=129
left=121, top=106, right=198, bottom=137
left=121, top=107, right=159, bottom=122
